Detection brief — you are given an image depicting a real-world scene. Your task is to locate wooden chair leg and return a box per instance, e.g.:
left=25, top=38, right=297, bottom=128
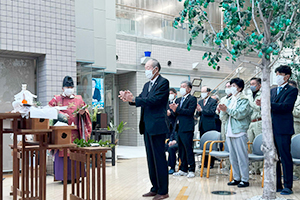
left=201, top=142, right=210, bottom=178
left=220, top=159, right=223, bottom=169
left=206, top=155, right=212, bottom=178
left=229, top=165, right=233, bottom=182
left=200, top=154, right=206, bottom=177
left=177, top=158, right=181, bottom=172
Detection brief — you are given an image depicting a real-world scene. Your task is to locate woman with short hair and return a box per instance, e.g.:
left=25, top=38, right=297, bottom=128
left=218, top=77, right=252, bottom=187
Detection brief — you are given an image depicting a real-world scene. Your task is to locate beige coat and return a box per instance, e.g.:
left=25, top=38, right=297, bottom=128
left=248, top=90, right=262, bottom=121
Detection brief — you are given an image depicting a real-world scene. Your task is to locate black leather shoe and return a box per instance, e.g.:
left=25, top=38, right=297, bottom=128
left=142, top=192, right=157, bottom=197
left=153, top=194, right=169, bottom=200
left=237, top=181, right=249, bottom=188
left=227, top=180, right=240, bottom=186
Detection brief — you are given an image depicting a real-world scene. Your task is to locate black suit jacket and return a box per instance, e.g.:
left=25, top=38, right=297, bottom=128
left=174, top=94, right=197, bottom=133
left=271, top=84, right=298, bottom=135
left=130, top=75, right=170, bottom=136
left=167, top=101, right=177, bottom=127
left=167, top=102, right=177, bottom=138
left=196, top=97, right=218, bottom=132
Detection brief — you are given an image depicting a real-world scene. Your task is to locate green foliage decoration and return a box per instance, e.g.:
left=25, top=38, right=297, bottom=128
left=107, top=121, right=132, bottom=144
left=173, top=0, right=300, bottom=67
left=73, top=138, right=115, bottom=148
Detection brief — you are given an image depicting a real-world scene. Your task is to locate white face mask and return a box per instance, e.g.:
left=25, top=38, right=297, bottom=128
left=225, top=88, right=232, bottom=95
left=169, top=94, right=175, bottom=101
left=180, top=88, right=187, bottom=96
left=276, top=75, right=285, bottom=86
left=64, top=88, right=74, bottom=96
left=231, top=86, right=238, bottom=95
left=145, top=67, right=157, bottom=80
left=201, top=92, right=208, bottom=99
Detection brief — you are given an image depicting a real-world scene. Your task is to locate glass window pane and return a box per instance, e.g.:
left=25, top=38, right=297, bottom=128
left=116, top=0, right=221, bottom=45
left=116, top=9, right=137, bottom=35
left=144, top=14, right=162, bottom=39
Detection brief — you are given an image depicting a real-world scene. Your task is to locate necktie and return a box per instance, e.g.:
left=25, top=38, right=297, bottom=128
left=180, top=97, right=185, bottom=108
left=277, top=86, right=282, bottom=95
left=148, top=82, right=153, bottom=92
left=203, top=99, right=206, bottom=106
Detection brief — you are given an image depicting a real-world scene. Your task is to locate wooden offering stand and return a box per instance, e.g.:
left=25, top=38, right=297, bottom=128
left=9, top=143, right=77, bottom=200
left=0, top=113, right=23, bottom=200
left=8, top=118, right=77, bottom=200
left=69, top=147, right=110, bottom=200
left=26, top=118, right=50, bottom=130
left=50, top=126, right=75, bottom=145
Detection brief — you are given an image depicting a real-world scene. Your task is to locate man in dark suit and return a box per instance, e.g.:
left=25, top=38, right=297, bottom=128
left=92, top=78, right=101, bottom=102
left=167, top=88, right=177, bottom=139
left=119, top=59, right=169, bottom=200
left=170, top=81, right=197, bottom=178
left=257, top=65, right=297, bottom=195
left=196, top=86, right=218, bottom=136
left=196, top=86, right=218, bottom=168
left=166, top=88, right=178, bottom=174
left=211, top=95, right=222, bottom=132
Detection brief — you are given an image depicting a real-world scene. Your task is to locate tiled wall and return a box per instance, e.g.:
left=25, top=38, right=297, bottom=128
left=117, top=72, right=140, bottom=146
left=0, top=0, right=76, bottom=105
left=116, top=37, right=237, bottom=77
left=136, top=71, right=148, bottom=146
left=116, top=39, right=137, bottom=66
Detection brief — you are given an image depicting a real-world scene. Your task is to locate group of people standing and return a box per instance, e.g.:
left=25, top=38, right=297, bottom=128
left=165, top=84, right=219, bottom=178
left=167, top=65, right=299, bottom=195
left=118, top=58, right=299, bottom=199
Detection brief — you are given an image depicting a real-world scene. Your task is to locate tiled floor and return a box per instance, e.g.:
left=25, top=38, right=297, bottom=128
left=3, top=146, right=300, bottom=200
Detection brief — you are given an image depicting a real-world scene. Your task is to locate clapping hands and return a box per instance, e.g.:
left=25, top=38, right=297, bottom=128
left=169, top=140, right=177, bottom=147
left=218, top=104, right=227, bottom=112
left=167, top=110, right=171, bottom=116
left=169, top=103, right=179, bottom=112
left=118, top=90, right=134, bottom=102
left=256, top=99, right=261, bottom=106
left=196, top=104, right=202, bottom=112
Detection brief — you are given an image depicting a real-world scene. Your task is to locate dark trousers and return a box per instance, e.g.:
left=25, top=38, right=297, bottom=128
left=274, top=134, right=293, bottom=189
left=178, top=131, right=195, bottom=172
left=144, top=132, right=168, bottom=195
left=166, top=143, right=178, bottom=169
left=199, top=126, right=205, bottom=137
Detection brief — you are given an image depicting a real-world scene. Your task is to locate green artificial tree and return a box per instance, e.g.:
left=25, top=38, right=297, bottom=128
left=174, top=0, right=300, bottom=199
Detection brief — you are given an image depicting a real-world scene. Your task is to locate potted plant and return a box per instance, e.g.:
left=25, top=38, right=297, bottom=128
left=92, top=106, right=98, bottom=130
left=107, top=121, right=131, bottom=145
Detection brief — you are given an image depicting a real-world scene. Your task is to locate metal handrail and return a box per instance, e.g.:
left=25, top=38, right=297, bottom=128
left=211, top=59, right=262, bottom=95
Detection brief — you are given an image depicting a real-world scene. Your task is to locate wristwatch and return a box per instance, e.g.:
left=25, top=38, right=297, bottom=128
left=132, top=97, right=135, bottom=103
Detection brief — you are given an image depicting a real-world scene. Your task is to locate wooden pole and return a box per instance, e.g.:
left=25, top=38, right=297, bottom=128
left=97, top=153, right=101, bottom=200
left=30, top=150, right=34, bottom=198
left=87, top=153, right=90, bottom=200
left=12, top=119, right=18, bottom=200
left=81, top=161, right=85, bottom=199
left=63, top=148, right=68, bottom=200
left=102, top=152, right=106, bottom=200
left=92, top=153, right=96, bottom=200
